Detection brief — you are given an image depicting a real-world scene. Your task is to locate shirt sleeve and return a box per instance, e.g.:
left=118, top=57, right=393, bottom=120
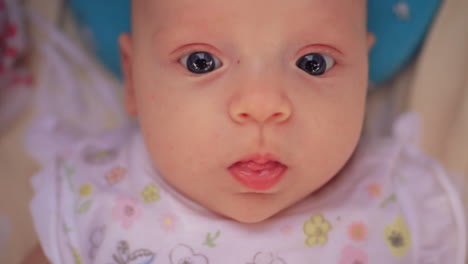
left=30, top=156, right=71, bottom=264
left=391, top=116, right=466, bottom=264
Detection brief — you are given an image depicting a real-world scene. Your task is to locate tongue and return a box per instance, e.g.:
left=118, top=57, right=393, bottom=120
left=241, top=161, right=277, bottom=171
left=229, top=161, right=286, bottom=191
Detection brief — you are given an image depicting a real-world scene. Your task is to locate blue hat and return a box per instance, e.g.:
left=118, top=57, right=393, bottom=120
left=69, top=0, right=441, bottom=85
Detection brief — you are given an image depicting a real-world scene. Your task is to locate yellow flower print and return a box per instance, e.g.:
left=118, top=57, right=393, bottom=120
left=303, top=214, right=332, bottom=247
left=71, top=248, right=82, bottom=264
left=79, top=184, right=93, bottom=197
left=384, top=216, right=412, bottom=258
left=141, top=183, right=160, bottom=203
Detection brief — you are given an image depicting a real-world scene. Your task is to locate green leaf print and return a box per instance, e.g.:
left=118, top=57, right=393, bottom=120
left=63, top=164, right=75, bottom=192
left=380, top=193, right=397, bottom=208
left=63, top=223, right=72, bottom=233
left=203, top=230, right=221, bottom=248
left=76, top=200, right=93, bottom=214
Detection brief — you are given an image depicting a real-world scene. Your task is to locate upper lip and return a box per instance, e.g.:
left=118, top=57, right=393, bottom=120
left=232, top=153, right=285, bottom=166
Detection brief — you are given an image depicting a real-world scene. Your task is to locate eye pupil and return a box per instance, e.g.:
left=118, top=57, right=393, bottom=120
left=305, top=60, right=320, bottom=73
left=297, top=53, right=327, bottom=76
left=187, top=52, right=215, bottom=74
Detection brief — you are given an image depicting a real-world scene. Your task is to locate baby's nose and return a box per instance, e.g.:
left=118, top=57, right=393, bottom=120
left=228, top=82, right=292, bottom=125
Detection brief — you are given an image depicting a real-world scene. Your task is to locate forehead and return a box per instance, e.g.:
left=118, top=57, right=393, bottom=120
left=132, top=0, right=366, bottom=36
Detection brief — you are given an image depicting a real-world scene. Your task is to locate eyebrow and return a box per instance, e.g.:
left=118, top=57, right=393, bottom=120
left=151, top=21, right=228, bottom=49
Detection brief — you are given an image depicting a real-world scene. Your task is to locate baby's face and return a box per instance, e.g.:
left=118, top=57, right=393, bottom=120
left=121, top=0, right=371, bottom=223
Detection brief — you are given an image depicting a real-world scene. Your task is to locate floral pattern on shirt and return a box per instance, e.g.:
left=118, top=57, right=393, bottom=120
left=348, top=222, right=367, bottom=242
left=76, top=184, right=94, bottom=214
left=88, top=226, right=105, bottom=260
left=303, top=214, right=332, bottom=247
left=106, top=166, right=127, bottom=185
left=169, top=244, right=209, bottom=264
left=71, top=247, right=82, bottom=264
left=247, top=252, right=287, bottom=264
left=112, top=196, right=142, bottom=229
left=159, top=213, right=178, bottom=232
left=384, top=216, right=412, bottom=258
left=112, top=240, right=156, bottom=264
left=338, top=245, right=368, bottom=264
left=141, top=184, right=160, bottom=203
left=81, top=145, right=118, bottom=165
left=365, top=183, right=382, bottom=198
left=79, top=184, right=93, bottom=197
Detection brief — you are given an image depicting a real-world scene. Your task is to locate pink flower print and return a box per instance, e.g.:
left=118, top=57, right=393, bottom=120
left=159, top=213, right=178, bottom=232
left=348, top=222, right=367, bottom=242
left=366, top=183, right=382, bottom=198
left=112, top=196, right=142, bottom=229
left=106, top=166, right=127, bottom=185
left=338, top=245, right=368, bottom=264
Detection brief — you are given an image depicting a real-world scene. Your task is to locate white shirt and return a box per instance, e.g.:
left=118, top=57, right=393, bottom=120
left=30, top=114, right=466, bottom=264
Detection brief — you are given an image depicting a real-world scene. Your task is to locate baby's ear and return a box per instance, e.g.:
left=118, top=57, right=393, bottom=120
left=367, top=33, right=376, bottom=51
left=119, top=34, right=138, bottom=116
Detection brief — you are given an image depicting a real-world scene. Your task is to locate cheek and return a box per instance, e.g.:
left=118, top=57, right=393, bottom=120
left=292, top=116, right=361, bottom=193
left=137, top=91, right=226, bottom=170
left=290, top=78, right=366, bottom=174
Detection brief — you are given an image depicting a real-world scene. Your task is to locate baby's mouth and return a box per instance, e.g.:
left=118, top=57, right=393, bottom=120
left=228, top=154, right=288, bottom=191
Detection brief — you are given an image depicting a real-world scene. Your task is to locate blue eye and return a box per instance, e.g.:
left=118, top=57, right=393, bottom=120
left=296, top=53, right=335, bottom=76
left=180, top=52, right=222, bottom=74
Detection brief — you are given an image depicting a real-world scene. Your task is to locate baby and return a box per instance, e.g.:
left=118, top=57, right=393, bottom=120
left=26, top=0, right=465, bottom=263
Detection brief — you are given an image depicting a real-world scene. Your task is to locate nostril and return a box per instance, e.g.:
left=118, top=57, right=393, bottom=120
left=240, top=113, right=249, bottom=118
left=273, top=112, right=282, bottom=117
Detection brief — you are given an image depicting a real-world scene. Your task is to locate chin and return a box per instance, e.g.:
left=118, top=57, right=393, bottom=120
left=217, top=197, right=284, bottom=224
left=228, top=212, right=274, bottom=224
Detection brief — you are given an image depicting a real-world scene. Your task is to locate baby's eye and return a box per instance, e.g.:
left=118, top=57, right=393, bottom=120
left=296, top=53, right=335, bottom=76
left=180, top=52, right=222, bottom=74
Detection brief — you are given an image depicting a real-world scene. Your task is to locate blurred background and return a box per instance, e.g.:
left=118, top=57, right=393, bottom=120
left=0, top=0, right=467, bottom=263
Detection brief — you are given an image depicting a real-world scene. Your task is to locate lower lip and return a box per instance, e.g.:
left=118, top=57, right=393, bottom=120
left=228, top=161, right=287, bottom=191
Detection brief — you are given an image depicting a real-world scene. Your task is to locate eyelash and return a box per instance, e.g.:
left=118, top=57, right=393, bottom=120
left=173, top=44, right=221, bottom=61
